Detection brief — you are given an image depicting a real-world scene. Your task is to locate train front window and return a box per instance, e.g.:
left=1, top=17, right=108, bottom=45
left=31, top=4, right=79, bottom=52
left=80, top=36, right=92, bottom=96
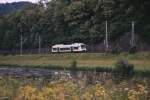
left=81, top=45, right=86, bottom=49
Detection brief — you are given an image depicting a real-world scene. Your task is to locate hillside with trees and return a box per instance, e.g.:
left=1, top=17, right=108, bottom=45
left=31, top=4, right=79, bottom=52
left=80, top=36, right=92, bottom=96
left=0, top=2, right=33, bottom=15
left=0, top=0, right=150, bottom=52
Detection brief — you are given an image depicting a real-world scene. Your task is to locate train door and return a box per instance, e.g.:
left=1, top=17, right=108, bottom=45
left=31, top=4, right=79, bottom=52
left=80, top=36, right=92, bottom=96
left=57, top=47, right=59, bottom=52
left=71, top=46, right=73, bottom=52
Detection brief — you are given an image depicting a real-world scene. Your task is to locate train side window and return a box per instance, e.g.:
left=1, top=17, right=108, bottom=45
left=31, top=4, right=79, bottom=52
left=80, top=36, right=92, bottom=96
left=52, top=48, right=57, bottom=51
left=73, top=47, right=79, bottom=50
left=60, top=48, right=71, bottom=51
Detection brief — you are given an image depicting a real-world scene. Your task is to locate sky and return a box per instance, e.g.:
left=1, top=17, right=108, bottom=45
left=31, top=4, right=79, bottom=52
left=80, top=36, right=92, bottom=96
left=0, top=0, right=39, bottom=3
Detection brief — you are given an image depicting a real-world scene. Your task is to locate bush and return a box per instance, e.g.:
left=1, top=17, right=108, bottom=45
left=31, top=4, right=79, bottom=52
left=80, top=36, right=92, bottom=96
left=114, top=59, right=134, bottom=77
left=2, top=51, right=9, bottom=56
left=129, top=46, right=137, bottom=54
left=111, top=46, right=122, bottom=55
left=70, top=60, right=77, bottom=70
left=70, top=60, right=77, bottom=76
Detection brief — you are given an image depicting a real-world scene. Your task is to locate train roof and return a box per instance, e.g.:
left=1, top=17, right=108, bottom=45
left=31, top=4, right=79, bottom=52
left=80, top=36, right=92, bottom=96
left=52, top=43, right=86, bottom=48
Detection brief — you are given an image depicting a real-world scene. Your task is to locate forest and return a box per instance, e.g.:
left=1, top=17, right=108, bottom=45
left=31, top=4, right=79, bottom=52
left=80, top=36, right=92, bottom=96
left=0, top=0, right=150, bottom=51
left=0, top=2, right=33, bottom=15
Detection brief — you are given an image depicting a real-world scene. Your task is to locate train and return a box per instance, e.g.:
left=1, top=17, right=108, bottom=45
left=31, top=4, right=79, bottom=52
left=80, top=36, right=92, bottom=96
left=51, top=43, right=87, bottom=53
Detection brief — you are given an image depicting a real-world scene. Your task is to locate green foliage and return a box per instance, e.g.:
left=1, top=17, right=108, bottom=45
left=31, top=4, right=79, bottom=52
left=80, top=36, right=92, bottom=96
left=114, top=59, right=134, bottom=77
left=70, top=60, right=77, bottom=69
left=0, top=2, right=33, bottom=15
left=111, top=46, right=122, bottom=55
left=129, top=46, right=138, bottom=54
left=0, top=0, right=150, bottom=50
left=70, top=60, right=77, bottom=76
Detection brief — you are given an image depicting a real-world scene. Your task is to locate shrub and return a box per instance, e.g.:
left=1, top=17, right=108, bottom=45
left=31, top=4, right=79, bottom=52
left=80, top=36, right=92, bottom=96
left=129, top=46, right=138, bottom=54
left=111, top=46, right=122, bottom=55
left=2, top=51, right=9, bottom=56
left=70, top=60, right=77, bottom=70
left=70, top=60, right=77, bottom=76
left=114, top=59, right=134, bottom=77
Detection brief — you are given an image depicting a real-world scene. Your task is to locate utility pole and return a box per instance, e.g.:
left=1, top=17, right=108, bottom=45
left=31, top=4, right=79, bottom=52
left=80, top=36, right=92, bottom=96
left=131, top=21, right=135, bottom=47
left=20, top=33, right=22, bottom=56
left=105, top=20, right=109, bottom=52
left=38, top=35, right=41, bottom=54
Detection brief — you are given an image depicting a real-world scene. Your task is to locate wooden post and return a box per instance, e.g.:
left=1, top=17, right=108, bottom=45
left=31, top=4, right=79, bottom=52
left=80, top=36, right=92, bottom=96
left=105, top=20, right=109, bottom=52
left=20, top=34, right=22, bottom=55
left=131, top=21, right=135, bottom=47
left=38, top=35, right=41, bottom=54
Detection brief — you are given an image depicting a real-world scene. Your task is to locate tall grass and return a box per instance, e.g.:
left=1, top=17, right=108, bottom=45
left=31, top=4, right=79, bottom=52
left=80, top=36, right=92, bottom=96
left=0, top=52, right=150, bottom=71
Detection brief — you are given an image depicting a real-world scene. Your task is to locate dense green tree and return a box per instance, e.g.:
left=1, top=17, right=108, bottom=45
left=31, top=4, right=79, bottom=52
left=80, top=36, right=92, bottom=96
left=0, top=0, right=150, bottom=51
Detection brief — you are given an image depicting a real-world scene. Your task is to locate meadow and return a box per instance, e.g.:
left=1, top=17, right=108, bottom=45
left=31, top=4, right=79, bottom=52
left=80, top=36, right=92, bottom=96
left=0, top=52, right=150, bottom=100
left=0, top=52, right=150, bottom=71
left=0, top=72, right=149, bottom=100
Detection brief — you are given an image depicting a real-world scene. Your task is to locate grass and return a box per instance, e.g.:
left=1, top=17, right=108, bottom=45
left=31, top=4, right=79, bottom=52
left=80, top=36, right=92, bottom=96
left=0, top=52, right=150, bottom=71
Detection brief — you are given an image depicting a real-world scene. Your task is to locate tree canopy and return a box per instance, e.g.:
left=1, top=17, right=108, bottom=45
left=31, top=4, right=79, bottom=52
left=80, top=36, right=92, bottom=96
left=0, top=0, right=150, bottom=50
